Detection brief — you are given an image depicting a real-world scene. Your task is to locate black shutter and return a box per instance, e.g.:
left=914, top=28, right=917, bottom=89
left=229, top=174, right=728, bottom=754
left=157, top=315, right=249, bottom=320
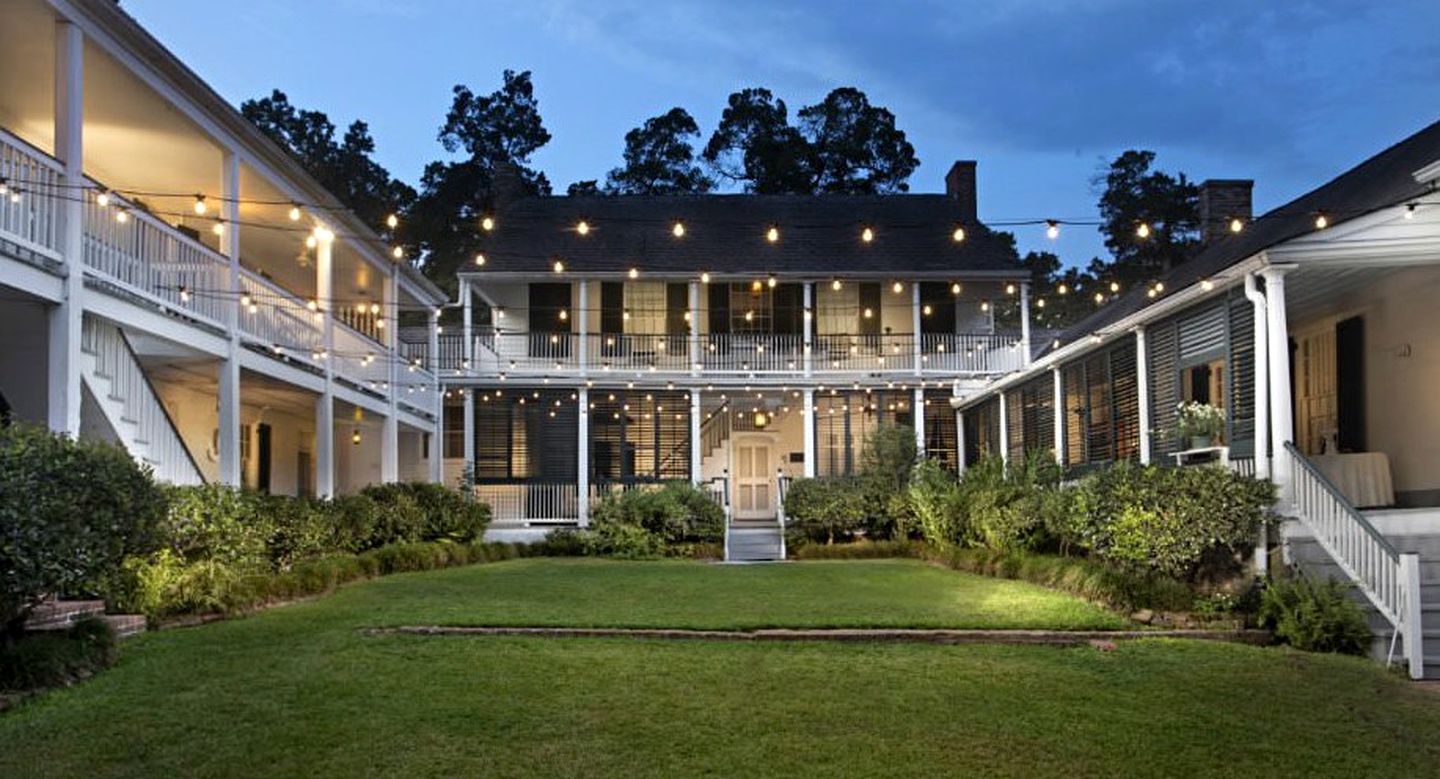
left=1336, top=316, right=1366, bottom=452
left=601, top=282, right=624, bottom=333
left=858, top=283, right=881, bottom=335
left=1109, top=336, right=1139, bottom=461
left=1063, top=363, right=1087, bottom=465
left=666, top=283, right=689, bottom=336
left=1020, top=374, right=1054, bottom=457
left=773, top=283, right=803, bottom=335
left=1227, top=294, right=1255, bottom=457
left=1148, top=320, right=1180, bottom=461
left=708, top=283, right=730, bottom=335
left=1084, top=353, right=1113, bottom=463
left=1006, top=391, right=1023, bottom=462
left=920, top=282, right=955, bottom=335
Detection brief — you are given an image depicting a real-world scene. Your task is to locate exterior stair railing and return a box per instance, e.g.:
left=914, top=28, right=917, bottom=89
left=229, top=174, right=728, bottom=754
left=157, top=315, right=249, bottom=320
left=1284, top=442, right=1424, bottom=678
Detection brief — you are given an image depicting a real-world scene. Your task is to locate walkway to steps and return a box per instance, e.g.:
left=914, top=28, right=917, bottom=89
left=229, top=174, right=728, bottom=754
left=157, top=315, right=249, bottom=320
left=23, top=599, right=146, bottom=640
left=1289, top=529, right=1440, bottom=678
left=727, top=520, right=784, bottom=562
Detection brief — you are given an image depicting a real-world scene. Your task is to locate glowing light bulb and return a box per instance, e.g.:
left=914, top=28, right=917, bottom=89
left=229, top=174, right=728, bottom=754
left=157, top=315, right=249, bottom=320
left=768, top=275, right=777, bottom=289
left=629, top=267, right=639, bottom=279
left=951, top=282, right=962, bottom=295
left=952, top=226, right=966, bottom=242
left=1058, top=283, right=1069, bottom=295
left=922, top=304, right=933, bottom=316
left=1314, top=213, right=1328, bottom=230
left=392, top=246, right=404, bottom=260
left=576, top=220, right=590, bottom=236
left=288, top=204, right=302, bottom=221
left=892, top=281, right=904, bottom=294
left=475, top=253, right=486, bottom=266
left=672, top=222, right=685, bottom=237
left=700, top=272, right=711, bottom=284
left=1136, top=222, right=1150, bottom=239
left=980, top=300, right=990, bottom=312
left=1045, top=220, right=1059, bottom=239
left=96, top=191, right=110, bottom=208
left=115, top=209, right=130, bottom=224
left=863, top=307, right=873, bottom=319
left=305, top=235, right=317, bottom=249
left=1109, top=281, right=1120, bottom=293
left=240, top=294, right=253, bottom=307
left=1200, top=279, right=1215, bottom=291
left=558, top=309, right=568, bottom=321
left=553, top=260, right=565, bottom=273
left=832, top=279, right=842, bottom=291
left=1094, top=292, right=1105, bottom=304
left=481, top=215, right=495, bottom=231
left=386, top=213, right=399, bottom=229
left=212, top=221, right=225, bottom=236
left=1005, top=283, right=1016, bottom=295
left=1405, top=204, right=1417, bottom=220
left=766, top=226, right=779, bottom=243
left=861, top=227, right=874, bottom=243
left=193, top=195, right=207, bottom=215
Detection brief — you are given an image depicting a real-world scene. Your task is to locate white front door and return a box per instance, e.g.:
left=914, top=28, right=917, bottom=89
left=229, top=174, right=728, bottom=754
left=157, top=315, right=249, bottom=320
left=732, top=436, right=774, bottom=520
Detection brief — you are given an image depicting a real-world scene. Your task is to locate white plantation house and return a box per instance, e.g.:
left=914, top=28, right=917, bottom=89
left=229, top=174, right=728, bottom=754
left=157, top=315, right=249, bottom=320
left=3, top=1, right=1440, bottom=677
left=0, top=0, right=446, bottom=498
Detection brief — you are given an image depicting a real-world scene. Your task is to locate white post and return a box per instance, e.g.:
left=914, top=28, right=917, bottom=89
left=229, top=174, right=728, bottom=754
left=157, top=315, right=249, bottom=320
left=802, top=282, right=814, bottom=378
left=315, top=230, right=336, bottom=498
left=428, top=307, right=443, bottom=483
left=689, top=280, right=701, bottom=377
left=1052, top=366, right=1065, bottom=466
left=217, top=151, right=242, bottom=485
left=381, top=265, right=399, bottom=483
left=1135, top=326, right=1151, bottom=465
left=998, top=389, right=1009, bottom=466
left=913, top=386, right=926, bottom=457
left=576, top=280, right=589, bottom=376
left=1400, top=553, right=1425, bottom=679
left=1262, top=266, right=1295, bottom=505
left=911, top=281, right=923, bottom=376
left=1244, top=273, right=1271, bottom=576
left=1019, top=281, right=1033, bottom=367
left=577, top=387, right=590, bottom=526
left=955, top=409, right=966, bottom=473
left=802, top=388, right=816, bottom=478
left=690, top=389, right=703, bottom=483
left=461, top=278, right=473, bottom=375
left=47, top=21, right=83, bottom=437
left=462, top=387, right=475, bottom=470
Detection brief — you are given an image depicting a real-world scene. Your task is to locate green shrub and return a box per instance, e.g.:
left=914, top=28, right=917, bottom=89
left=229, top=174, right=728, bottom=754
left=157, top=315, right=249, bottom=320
left=1258, top=574, right=1371, bottom=655
left=538, top=530, right=589, bottom=557
left=791, top=539, right=922, bottom=560
left=264, top=495, right=333, bottom=570
left=162, top=485, right=272, bottom=570
left=399, top=481, right=491, bottom=542
left=581, top=521, right=667, bottom=559
left=856, top=424, right=918, bottom=539
left=908, top=459, right=966, bottom=550
left=929, top=546, right=1195, bottom=612
left=0, top=425, right=167, bottom=635
left=589, top=482, right=723, bottom=544
left=0, top=616, right=118, bottom=692
left=782, top=477, right=867, bottom=543
left=1074, top=461, right=1274, bottom=579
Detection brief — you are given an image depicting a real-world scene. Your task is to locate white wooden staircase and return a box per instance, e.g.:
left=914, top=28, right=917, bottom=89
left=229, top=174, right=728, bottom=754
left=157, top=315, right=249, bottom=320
left=79, top=317, right=203, bottom=485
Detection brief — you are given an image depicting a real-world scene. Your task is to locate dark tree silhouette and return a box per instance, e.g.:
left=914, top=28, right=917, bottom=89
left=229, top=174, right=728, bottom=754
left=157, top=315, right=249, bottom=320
left=702, top=88, right=814, bottom=194
left=605, top=108, right=713, bottom=195
left=1095, top=150, right=1201, bottom=285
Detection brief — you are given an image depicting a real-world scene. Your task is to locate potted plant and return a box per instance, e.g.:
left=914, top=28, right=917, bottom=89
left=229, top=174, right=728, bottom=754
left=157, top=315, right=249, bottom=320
left=1177, top=401, right=1225, bottom=449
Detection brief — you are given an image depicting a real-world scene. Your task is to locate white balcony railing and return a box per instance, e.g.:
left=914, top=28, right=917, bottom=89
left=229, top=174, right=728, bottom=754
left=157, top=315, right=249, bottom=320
left=919, top=333, right=1026, bottom=374
left=590, top=333, right=691, bottom=373
left=0, top=128, right=63, bottom=261
left=82, top=191, right=230, bottom=326
left=704, top=333, right=804, bottom=373
left=333, top=320, right=391, bottom=388
left=475, top=481, right=580, bottom=527
left=238, top=269, right=321, bottom=353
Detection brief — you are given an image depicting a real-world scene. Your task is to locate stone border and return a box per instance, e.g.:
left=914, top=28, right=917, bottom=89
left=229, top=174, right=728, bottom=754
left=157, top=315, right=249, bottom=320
left=365, top=625, right=1273, bottom=646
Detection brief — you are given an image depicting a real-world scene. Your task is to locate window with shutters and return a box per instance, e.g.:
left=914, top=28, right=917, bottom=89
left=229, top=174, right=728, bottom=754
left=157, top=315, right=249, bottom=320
left=624, top=282, right=666, bottom=335
left=470, top=388, right=578, bottom=483
left=963, top=396, right=1002, bottom=465
left=1018, top=374, right=1055, bottom=458
left=923, top=390, right=958, bottom=472
left=1146, top=293, right=1255, bottom=461
left=1006, top=391, right=1024, bottom=462
left=1059, top=335, right=1139, bottom=467
left=589, top=390, right=691, bottom=484
left=815, top=390, right=914, bottom=476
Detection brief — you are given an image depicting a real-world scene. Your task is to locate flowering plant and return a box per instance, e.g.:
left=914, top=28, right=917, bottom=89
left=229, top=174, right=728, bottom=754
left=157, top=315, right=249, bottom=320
left=1176, top=401, right=1225, bottom=440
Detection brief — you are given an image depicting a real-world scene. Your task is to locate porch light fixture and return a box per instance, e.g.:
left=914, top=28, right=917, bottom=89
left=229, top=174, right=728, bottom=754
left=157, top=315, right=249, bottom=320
left=481, top=215, right=495, bottom=231
left=1045, top=220, right=1059, bottom=240
left=475, top=253, right=486, bottom=266
left=754, top=410, right=769, bottom=429
left=766, top=225, right=780, bottom=243
left=952, top=226, right=966, bottom=242
left=672, top=221, right=685, bottom=237
left=861, top=226, right=874, bottom=243
left=288, top=204, right=302, bottom=221
left=576, top=220, right=591, bottom=236
left=193, top=195, right=208, bottom=215
left=1314, top=212, right=1329, bottom=230
left=351, top=429, right=362, bottom=445
left=1230, top=217, right=1244, bottom=233
left=1135, top=222, right=1151, bottom=239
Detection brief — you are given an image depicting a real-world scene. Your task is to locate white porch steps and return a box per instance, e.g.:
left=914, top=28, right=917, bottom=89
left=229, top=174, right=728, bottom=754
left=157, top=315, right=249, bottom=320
left=79, top=318, right=203, bottom=485
left=727, top=522, right=784, bottom=562
left=1289, top=532, right=1440, bottom=677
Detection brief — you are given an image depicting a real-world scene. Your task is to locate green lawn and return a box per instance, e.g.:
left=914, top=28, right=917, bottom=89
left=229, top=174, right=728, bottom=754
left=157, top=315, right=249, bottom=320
left=2, top=559, right=1439, bottom=778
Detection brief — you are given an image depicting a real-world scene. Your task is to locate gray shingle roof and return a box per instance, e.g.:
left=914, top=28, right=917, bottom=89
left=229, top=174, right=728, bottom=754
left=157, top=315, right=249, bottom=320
left=469, top=194, right=1022, bottom=277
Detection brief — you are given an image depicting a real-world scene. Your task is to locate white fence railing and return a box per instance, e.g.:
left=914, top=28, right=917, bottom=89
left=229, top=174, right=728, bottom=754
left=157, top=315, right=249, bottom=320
left=703, top=333, right=804, bottom=373
left=81, top=317, right=203, bottom=486
left=591, top=333, right=691, bottom=373
left=919, top=333, right=1026, bottom=374
left=0, top=128, right=63, bottom=261
left=238, top=269, right=321, bottom=353
left=476, top=481, right=580, bottom=527
left=1284, top=443, right=1423, bottom=678
left=82, top=191, right=230, bottom=326
left=333, top=321, right=391, bottom=388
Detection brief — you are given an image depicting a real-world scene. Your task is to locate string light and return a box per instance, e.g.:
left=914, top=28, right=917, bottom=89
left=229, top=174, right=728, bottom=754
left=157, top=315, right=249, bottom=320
left=1405, top=203, right=1417, bottom=219
left=672, top=221, right=685, bottom=237
left=629, top=267, right=639, bottom=279
left=1005, top=283, right=1016, bottom=295
left=1094, top=292, right=1105, bottom=304
left=1057, top=283, right=1068, bottom=295
left=211, top=220, right=225, bottom=236
left=832, top=279, right=843, bottom=291
left=1045, top=220, right=1059, bottom=240
left=892, top=281, right=904, bottom=294
left=193, top=195, right=207, bottom=215
left=1136, top=222, right=1151, bottom=239
left=95, top=190, right=110, bottom=207
left=1314, top=212, right=1329, bottom=230
left=981, top=300, right=991, bottom=312
left=115, top=209, right=129, bottom=224
left=1200, top=279, right=1215, bottom=291
left=481, top=215, right=495, bottom=231
left=861, top=226, right=874, bottom=243
left=553, top=260, right=565, bottom=273
left=288, top=204, right=302, bottom=221
left=178, top=285, right=190, bottom=302
left=386, top=213, right=399, bottom=229
left=952, top=226, right=966, bottom=242
left=767, top=274, right=778, bottom=289
left=1230, top=217, right=1244, bottom=233
left=391, top=246, right=404, bottom=260
left=475, top=253, right=486, bottom=266
left=766, top=226, right=780, bottom=243
left=700, top=272, right=711, bottom=284
left=951, top=282, right=962, bottom=295
left=1109, top=281, right=1120, bottom=293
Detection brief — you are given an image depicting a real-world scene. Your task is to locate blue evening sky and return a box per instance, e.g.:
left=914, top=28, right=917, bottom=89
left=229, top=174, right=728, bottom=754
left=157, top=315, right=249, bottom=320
left=125, top=0, right=1439, bottom=266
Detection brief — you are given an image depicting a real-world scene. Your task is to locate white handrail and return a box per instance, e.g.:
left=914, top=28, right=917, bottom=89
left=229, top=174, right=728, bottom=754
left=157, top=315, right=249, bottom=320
left=1284, top=443, right=1423, bottom=678
left=776, top=473, right=791, bottom=561
left=0, top=128, right=63, bottom=260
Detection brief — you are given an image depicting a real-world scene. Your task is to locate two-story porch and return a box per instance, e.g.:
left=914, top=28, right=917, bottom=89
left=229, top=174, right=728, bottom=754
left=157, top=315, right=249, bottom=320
left=0, top=0, right=445, bottom=495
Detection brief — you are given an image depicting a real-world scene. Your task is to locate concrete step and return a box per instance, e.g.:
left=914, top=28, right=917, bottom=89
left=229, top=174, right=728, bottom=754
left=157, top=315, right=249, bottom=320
left=728, top=526, right=783, bottom=562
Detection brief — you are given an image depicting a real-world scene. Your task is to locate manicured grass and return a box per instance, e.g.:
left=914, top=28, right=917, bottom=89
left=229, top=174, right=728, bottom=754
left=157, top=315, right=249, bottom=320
left=2, top=559, right=1438, bottom=777
left=352, top=557, right=1131, bottom=630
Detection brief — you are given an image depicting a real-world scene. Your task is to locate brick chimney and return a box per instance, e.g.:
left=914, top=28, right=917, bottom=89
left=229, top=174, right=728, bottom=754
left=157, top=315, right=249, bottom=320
left=945, top=160, right=978, bottom=224
left=1199, top=179, right=1253, bottom=243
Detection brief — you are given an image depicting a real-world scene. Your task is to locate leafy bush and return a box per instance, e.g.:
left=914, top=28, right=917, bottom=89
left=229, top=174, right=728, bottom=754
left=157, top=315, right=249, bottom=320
left=0, top=616, right=118, bottom=693
left=581, top=520, right=667, bottom=559
left=162, top=484, right=273, bottom=569
left=538, top=530, right=589, bottom=557
left=929, top=546, right=1195, bottom=613
left=908, top=459, right=966, bottom=549
left=857, top=424, right=918, bottom=538
left=1072, top=461, right=1274, bottom=579
left=1258, top=574, right=1371, bottom=655
left=0, top=425, right=166, bottom=635
left=791, top=539, right=922, bottom=560
left=589, top=482, right=724, bottom=545
left=782, top=477, right=868, bottom=543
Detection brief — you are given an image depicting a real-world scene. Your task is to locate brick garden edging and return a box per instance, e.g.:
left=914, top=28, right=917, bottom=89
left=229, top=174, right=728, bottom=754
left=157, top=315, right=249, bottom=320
left=365, top=625, right=1274, bottom=646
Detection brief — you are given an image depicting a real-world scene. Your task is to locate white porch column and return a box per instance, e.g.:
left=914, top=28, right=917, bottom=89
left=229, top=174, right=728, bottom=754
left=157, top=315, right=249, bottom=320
left=576, top=280, right=589, bottom=375
left=428, top=308, right=443, bottom=483
left=217, top=152, right=242, bottom=486
left=1052, top=366, right=1065, bottom=465
left=1019, top=281, right=1033, bottom=367
left=462, top=388, right=475, bottom=470
left=913, top=386, right=926, bottom=456
left=380, top=265, right=399, bottom=483
left=1135, top=326, right=1151, bottom=465
left=690, top=389, right=703, bottom=483
left=460, top=278, right=473, bottom=376
left=689, top=281, right=701, bottom=377
left=47, top=21, right=83, bottom=436
left=577, top=387, right=590, bottom=526
left=802, top=388, right=816, bottom=478
left=315, top=230, right=336, bottom=498
left=912, top=282, right=923, bottom=376
left=802, top=282, right=814, bottom=378
left=1262, top=266, right=1296, bottom=504
left=998, top=389, right=1009, bottom=466
left=955, top=408, right=966, bottom=473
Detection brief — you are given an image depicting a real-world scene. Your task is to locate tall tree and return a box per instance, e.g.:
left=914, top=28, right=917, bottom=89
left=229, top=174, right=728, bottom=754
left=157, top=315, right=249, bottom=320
left=702, top=88, right=814, bottom=194
left=409, top=70, right=553, bottom=290
left=606, top=108, right=713, bottom=195
left=1095, top=150, right=1200, bottom=286
left=241, top=90, right=415, bottom=231
left=566, top=180, right=602, bottom=197
left=798, top=87, right=917, bottom=194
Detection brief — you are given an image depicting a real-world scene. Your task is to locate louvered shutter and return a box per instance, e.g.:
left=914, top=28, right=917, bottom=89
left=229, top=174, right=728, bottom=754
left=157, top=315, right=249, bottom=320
left=1109, top=336, right=1140, bottom=461
left=1148, top=320, right=1180, bottom=461
left=1227, top=293, right=1255, bottom=457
